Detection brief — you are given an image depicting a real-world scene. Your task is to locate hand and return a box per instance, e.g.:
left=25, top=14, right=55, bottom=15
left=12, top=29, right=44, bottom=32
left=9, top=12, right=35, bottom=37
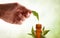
left=0, top=3, right=31, bottom=24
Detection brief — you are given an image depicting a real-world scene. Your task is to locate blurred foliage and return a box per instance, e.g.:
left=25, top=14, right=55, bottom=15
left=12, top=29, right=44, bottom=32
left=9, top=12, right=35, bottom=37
left=28, top=27, right=36, bottom=38
left=28, top=27, right=50, bottom=38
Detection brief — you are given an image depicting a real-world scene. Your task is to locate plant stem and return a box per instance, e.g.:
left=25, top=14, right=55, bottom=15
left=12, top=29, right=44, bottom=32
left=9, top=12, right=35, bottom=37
left=36, top=24, right=42, bottom=38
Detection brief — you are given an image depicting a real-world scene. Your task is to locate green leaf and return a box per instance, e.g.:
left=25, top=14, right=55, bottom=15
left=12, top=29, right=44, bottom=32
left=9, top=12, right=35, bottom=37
left=43, top=30, right=50, bottom=35
left=31, top=27, right=36, bottom=38
left=28, top=33, right=32, bottom=35
left=31, top=27, right=34, bottom=34
left=28, top=33, right=35, bottom=38
left=41, top=35, right=45, bottom=38
left=32, top=11, right=39, bottom=21
left=42, top=27, right=50, bottom=38
left=31, top=27, right=35, bottom=35
left=42, top=27, right=45, bottom=31
left=28, top=27, right=36, bottom=38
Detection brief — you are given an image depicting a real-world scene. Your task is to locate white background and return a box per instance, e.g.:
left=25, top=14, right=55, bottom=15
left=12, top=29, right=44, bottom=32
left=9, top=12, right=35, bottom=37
left=0, top=0, right=59, bottom=38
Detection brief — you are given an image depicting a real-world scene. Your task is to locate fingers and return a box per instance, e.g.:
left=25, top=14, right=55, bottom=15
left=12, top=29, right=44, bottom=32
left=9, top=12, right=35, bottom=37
left=13, top=8, right=31, bottom=24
